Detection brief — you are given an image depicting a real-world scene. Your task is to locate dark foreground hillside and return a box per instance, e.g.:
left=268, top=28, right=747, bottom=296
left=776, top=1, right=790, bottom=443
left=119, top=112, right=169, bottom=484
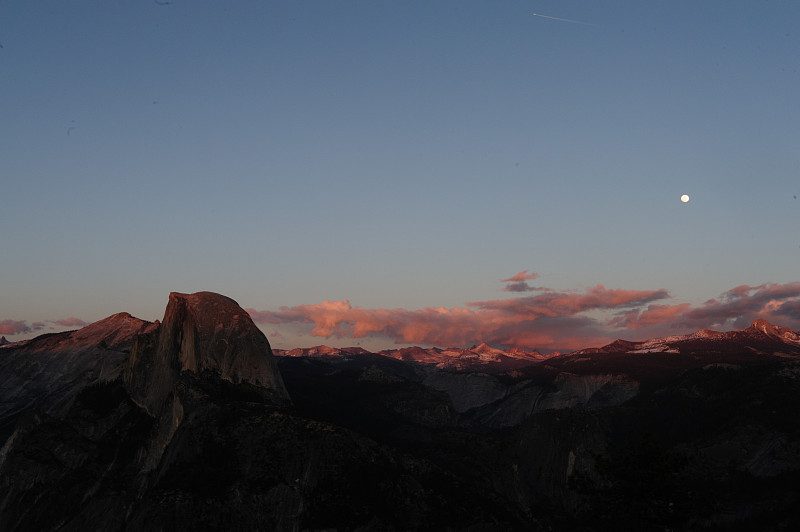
left=275, top=352, right=800, bottom=531
left=1, top=292, right=799, bottom=531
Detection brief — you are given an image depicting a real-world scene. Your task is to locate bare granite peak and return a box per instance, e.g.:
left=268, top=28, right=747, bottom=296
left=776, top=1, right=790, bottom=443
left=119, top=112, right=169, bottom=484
left=124, top=291, right=289, bottom=416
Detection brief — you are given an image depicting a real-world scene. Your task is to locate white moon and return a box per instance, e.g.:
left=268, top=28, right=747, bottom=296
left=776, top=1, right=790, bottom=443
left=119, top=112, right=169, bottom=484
left=680, top=194, right=690, bottom=203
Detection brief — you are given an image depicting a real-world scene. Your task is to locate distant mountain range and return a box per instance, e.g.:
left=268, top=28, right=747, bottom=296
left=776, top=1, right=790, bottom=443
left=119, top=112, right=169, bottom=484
left=275, top=341, right=551, bottom=371
left=273, top=318, right=800, bottom=371
left=1, top=293, right=799, bottom=531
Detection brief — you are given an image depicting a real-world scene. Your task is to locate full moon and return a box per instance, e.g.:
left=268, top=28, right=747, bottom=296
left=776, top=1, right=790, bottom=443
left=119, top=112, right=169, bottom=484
left=680, top=194, right=690, bottom=203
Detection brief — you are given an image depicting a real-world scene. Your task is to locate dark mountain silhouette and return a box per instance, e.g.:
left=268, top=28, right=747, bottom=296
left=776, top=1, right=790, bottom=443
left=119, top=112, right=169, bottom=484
left=1, top=295, right=800, bottom=531
left=0, top=312, right=157, bottom=442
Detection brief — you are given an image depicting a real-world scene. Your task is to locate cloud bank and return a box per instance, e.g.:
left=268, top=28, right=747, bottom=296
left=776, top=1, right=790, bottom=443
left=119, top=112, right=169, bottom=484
left=53, top=317, right=88, bottom=328
left=0, top=320, right=30, bottom=336
left=248, top=277, right=800, bottom=352
left=0, top=317, right=88, bottom=338
left=616, top=282, right=800, bottom=331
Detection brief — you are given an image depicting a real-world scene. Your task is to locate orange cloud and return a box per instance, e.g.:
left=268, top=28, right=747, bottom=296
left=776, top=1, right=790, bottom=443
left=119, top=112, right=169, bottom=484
left=682, top=282, right=800, bottom=329
left=500, top=270, right=544, bottom=292
left=0, top=319, right=30, bottom=335
left=247, top=284, right=670, bottom=351
left=250, top=301, right=486, bottom=346
left=470, top=285, right=669, bottom=317
left=501, top=270, right=539, bottom=283
left=248, top=279, right=800, bottom=352
left=0, top=317, right=89, bottom=337
left=607, top=282, right=800, bottom=333
left=608, top=303, right=692, bottom=329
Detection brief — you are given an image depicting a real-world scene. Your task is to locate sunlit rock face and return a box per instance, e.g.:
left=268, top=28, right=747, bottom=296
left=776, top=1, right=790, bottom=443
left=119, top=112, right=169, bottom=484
left=124, top=291, right=289, bottom=415
left=748, top=318, right=800, bottom=346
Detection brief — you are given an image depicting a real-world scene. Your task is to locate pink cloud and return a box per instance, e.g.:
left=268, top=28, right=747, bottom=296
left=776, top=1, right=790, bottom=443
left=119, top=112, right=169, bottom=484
left=0, top=319, right=30, bottom=335
left=247, top=284, right=671, bottom=351
left=681, top=282, right=800, bottom=329
left=608, top=303, right=692, bottom=329
left=251, top=301, right=485, bottom=346
left=501, top=270, right=539, bottom=283
left=470, top=285, right=670, bottom=317
left=607, top=282, right=800, bottom=333
left=53, top=317, right=87, bottom=328
left=500, top=271, right=544, bottom=292
left=248, top=278, right=800, bottom=352
left=0, top=318, right=85, bottom=337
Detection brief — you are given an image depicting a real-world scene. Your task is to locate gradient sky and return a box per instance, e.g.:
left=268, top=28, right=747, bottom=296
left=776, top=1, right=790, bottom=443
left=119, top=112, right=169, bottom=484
left=2, top=1, right=799, bottom=351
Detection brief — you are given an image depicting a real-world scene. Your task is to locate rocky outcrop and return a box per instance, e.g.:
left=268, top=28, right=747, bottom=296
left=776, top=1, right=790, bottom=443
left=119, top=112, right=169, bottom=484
left=419, top=367, right=639, bottom=421
left=124, top=292, right=289, bottom=416
left=749, top=318, right=800, bottom=346
left=120, top=292, right=290, bottom=472
left=421, top=371, right=509, bottom=412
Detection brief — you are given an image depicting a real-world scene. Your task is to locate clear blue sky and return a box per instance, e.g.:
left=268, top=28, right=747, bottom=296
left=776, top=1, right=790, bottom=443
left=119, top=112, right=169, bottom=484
left=2, top=1, right=799, bottom=351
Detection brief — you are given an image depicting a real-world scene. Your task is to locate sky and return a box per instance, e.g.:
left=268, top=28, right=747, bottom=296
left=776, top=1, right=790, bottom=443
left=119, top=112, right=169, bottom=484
left=1, top=1, right=799, bottom=352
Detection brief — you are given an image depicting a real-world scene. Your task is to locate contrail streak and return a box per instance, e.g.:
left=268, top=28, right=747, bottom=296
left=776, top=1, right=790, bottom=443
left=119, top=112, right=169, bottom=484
left=531, top=12, right=590, bottom=25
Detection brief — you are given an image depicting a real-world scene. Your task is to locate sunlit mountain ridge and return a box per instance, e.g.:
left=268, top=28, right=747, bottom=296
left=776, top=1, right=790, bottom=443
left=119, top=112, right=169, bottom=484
left=273, top=318, right=800, bottom=371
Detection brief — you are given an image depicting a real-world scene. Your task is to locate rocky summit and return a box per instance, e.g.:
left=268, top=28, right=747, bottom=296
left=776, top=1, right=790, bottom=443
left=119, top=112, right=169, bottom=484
left=1, top=295, right=800, bottom=531
left=124, top=291, right=289, bottom=415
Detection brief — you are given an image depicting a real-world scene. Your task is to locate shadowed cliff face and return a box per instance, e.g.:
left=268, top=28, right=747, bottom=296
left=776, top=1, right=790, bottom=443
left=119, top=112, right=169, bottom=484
left=124, top=292, right=289, bottom=416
